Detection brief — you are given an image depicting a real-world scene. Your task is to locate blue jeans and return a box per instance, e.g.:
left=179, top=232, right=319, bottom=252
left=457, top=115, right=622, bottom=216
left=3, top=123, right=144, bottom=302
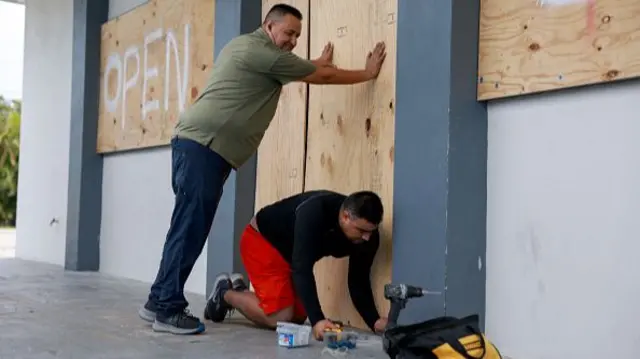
left=148, top=137, right=232, bottom=318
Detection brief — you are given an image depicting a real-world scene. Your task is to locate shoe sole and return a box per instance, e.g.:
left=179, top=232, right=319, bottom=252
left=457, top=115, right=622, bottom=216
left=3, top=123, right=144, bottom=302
left=138, top=307, right=156, bottom=323
left=207, top=273, right=230, bottom=301
left=230, top=273, right=247, bottom=291
left=152, top=320, right=205, bottom=335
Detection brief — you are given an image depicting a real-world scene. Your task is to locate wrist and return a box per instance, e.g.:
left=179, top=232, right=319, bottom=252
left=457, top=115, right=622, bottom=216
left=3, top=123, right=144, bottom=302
left=364, top=68, right=375, bottom=80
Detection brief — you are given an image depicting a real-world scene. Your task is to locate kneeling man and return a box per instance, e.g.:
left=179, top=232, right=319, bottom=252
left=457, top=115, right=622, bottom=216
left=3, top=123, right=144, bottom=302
left=204, top=189, right=388, bottom=339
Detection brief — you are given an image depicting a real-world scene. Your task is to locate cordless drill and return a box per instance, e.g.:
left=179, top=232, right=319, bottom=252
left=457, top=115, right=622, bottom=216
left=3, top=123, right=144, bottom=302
left=383, top=283, right=442, bottom=330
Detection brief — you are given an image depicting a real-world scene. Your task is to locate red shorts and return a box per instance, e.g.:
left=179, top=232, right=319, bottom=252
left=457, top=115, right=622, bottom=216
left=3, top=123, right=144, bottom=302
left=239, top=224, right=307, bottom=321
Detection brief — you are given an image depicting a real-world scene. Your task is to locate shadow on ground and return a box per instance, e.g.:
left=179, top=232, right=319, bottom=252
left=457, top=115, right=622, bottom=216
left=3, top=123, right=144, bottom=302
left=0, top=258, right=387, bottom=359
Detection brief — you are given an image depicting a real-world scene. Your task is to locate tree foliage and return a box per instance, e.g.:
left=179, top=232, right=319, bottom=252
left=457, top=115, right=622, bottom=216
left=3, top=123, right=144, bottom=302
left=0, top=96, right=20, bottom=227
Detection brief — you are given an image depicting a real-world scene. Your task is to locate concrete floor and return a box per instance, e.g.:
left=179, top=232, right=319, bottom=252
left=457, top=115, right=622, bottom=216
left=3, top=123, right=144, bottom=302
left=0, top=258, right=388, bottom=359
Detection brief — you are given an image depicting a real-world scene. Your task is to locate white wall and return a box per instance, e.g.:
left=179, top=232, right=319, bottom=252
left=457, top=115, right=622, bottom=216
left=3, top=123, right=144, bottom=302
left=485, top=79, right=640, bottom=359
left=15, top=0, right=72, bottom=266
left=99, top=0, right=207, bottom=296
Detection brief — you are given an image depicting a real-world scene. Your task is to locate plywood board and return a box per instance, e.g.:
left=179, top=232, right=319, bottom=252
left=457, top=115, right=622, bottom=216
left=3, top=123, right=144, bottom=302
left=254, top=0, right=310, bottom=213
left=97, top=0, right=215, bottom=153
left=306, top=0, right=397, bottom=330
left=250, top=0, right=311, bottom=294
left=477, top=0, right=640, bottom=100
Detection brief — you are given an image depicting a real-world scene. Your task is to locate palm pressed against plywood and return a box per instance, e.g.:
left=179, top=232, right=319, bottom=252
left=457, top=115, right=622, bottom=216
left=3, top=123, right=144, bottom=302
left=305, top=0, right=397, bottom=331
left=97, top=0, right=214, bottom=153
left=477, top=0, right=640, bottom=100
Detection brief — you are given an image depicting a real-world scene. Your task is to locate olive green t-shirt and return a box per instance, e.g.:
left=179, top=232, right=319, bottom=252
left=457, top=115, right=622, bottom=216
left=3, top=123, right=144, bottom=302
left=173, top=27, right=317, bottom=169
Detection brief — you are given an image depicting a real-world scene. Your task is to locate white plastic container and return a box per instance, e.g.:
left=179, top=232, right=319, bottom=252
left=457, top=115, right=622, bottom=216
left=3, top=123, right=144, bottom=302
left=276, top=321, right=312, bottom=348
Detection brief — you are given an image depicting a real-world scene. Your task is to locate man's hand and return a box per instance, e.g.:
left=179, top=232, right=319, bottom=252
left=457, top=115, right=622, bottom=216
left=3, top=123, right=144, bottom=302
left=313, top=42, right=335, bottom=68
left=312, top=319, right=338, bottom=340
left=374, top=317, right=388, bottom=334
left=319, top=42, right=334, bottom=65
left=365, top=42, right=387, bottom=79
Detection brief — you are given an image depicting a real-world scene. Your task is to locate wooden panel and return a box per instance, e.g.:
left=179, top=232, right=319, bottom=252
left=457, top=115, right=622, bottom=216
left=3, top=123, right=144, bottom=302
left=250, top=0, right=311, bottom=294
left=478, top=0, right=640, bottom=100
left=254, top=0, right=310, bottom=213
left=97, top=0, right=214, bottom=153
left=306, top=0, right=397, bottom=330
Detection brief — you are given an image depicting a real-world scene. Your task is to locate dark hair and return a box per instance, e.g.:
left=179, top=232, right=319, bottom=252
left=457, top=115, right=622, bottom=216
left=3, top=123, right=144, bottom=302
left=341, top=191, right=384, bottom=225
left=264, top=4, right=303, bottom=22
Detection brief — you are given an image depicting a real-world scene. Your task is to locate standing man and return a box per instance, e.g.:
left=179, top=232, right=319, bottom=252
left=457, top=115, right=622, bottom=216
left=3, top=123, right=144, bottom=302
left=138, top=3, right=387, bottom=335
left=204, top=190, right=389, bottom=340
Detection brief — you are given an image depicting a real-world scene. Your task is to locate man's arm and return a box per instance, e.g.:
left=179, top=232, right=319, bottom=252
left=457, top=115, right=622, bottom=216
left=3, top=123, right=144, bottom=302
left=347, top=231, right=381, bottom=332
left=290, top=200, right=326, bottom=327
left=267, top=42, right=386, bottom=86
left=302, top=67, right=374, bottom=85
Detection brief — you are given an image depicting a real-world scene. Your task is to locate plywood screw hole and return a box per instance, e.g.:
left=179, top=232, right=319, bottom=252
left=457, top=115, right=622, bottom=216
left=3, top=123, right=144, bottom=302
left=558, top=74, right=563, bottom=80
left=523, top=24, right=528, bottom=30
left=141, top=128, right=147, bottom=135
left=478, top=76, right=484, bottom=84
left=494, top=83, right=499, bottom=88
left=606, top=69, right=619, bottom=79
left=201, top=64, right=207, bottom=71
left=602, top=15, right=611, bottom=23
left=388, top=101, right=393, bottom=110
left=116, top=40, right=120, bottom=46
left=365, top=118, right=372, bottom=136
left=597, top=46, right=602, bottom=51
left=528, top=43, right=540, bottom=51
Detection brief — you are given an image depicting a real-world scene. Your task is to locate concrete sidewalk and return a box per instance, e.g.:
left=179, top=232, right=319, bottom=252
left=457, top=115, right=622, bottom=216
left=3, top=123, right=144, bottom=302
left=0, top=258, right=387, bottom=359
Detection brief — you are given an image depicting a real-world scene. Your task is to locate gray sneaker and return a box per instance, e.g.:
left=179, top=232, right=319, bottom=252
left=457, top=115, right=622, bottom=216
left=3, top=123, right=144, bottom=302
left=203, top=273, right=232, bottom=322
left=152, top=309, right=205, bottom=335
left=138, top=300, right=157, bottom=323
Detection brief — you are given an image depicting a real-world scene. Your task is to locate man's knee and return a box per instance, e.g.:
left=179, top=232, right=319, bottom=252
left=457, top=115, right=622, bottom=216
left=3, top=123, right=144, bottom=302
left=265, top=306, right=295, bottom=327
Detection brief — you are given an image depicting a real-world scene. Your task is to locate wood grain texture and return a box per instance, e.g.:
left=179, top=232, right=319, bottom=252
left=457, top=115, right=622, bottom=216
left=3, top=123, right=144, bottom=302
left=250, top=0, right=311, bottom=294
left=254, top=0, right=310, bottom=214
left=478, top=0, right=640, bottom=100
left=97, top=0, right=214, bottom=153
left=306, top=0, right=397, bottom=331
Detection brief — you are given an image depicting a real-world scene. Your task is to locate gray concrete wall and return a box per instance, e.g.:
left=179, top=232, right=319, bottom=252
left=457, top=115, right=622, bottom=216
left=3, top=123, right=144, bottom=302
left=98, top=0, right=207, bottom=295
left=486, top=79, right=640, bottom=358
left=16, top=0, right=73, bottom=266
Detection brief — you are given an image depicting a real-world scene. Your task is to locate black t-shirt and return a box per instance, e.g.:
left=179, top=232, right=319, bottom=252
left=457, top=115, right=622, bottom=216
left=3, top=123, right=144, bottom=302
left=255, top=190, right=381, bottom=331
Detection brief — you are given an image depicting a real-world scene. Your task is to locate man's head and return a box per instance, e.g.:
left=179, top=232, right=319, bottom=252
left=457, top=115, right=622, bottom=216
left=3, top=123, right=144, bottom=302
left=262, top=4, right=304, bottom=52
left=338, top=191, right=384, bottom=244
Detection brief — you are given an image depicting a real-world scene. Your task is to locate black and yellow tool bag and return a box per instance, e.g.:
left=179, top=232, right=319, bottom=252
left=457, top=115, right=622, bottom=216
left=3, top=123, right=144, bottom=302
left=383, top=314, right=502, bottom=359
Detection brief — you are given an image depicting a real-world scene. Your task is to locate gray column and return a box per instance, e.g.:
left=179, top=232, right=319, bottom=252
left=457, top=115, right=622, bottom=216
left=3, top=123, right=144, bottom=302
left=206, top=0, right=262, bottom=294
left=65, top=0, right=109, bottom=271
left=391, top=0, right=488, bottom=328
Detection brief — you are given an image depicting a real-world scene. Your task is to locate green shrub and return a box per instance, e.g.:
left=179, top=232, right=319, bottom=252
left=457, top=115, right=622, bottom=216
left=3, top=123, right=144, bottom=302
left=0, top=96, right=20, bottom=227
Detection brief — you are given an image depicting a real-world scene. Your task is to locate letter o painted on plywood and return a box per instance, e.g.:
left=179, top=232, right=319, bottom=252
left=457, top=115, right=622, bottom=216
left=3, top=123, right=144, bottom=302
left=103, top=53, right=122, bottom=114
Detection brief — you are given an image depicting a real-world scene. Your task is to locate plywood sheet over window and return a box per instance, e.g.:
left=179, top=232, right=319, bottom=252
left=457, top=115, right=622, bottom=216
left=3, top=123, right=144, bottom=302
left=97, top=0, right=214, bottom=153
left=254, top=0, right=310, bottom=213
left=478, top=0, right=640, bottom=100
left=305, top=0, right=397, bottom=330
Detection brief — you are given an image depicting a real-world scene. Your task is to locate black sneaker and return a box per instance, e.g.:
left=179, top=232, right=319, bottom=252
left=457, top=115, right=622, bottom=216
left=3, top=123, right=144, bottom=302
left=152, top=309, right=205, bottom=335
left=230, top=273, right=248, bottom=291
left=138, top=300, right=157, bottom=323
left=203, top=273, right=232, bottom=322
